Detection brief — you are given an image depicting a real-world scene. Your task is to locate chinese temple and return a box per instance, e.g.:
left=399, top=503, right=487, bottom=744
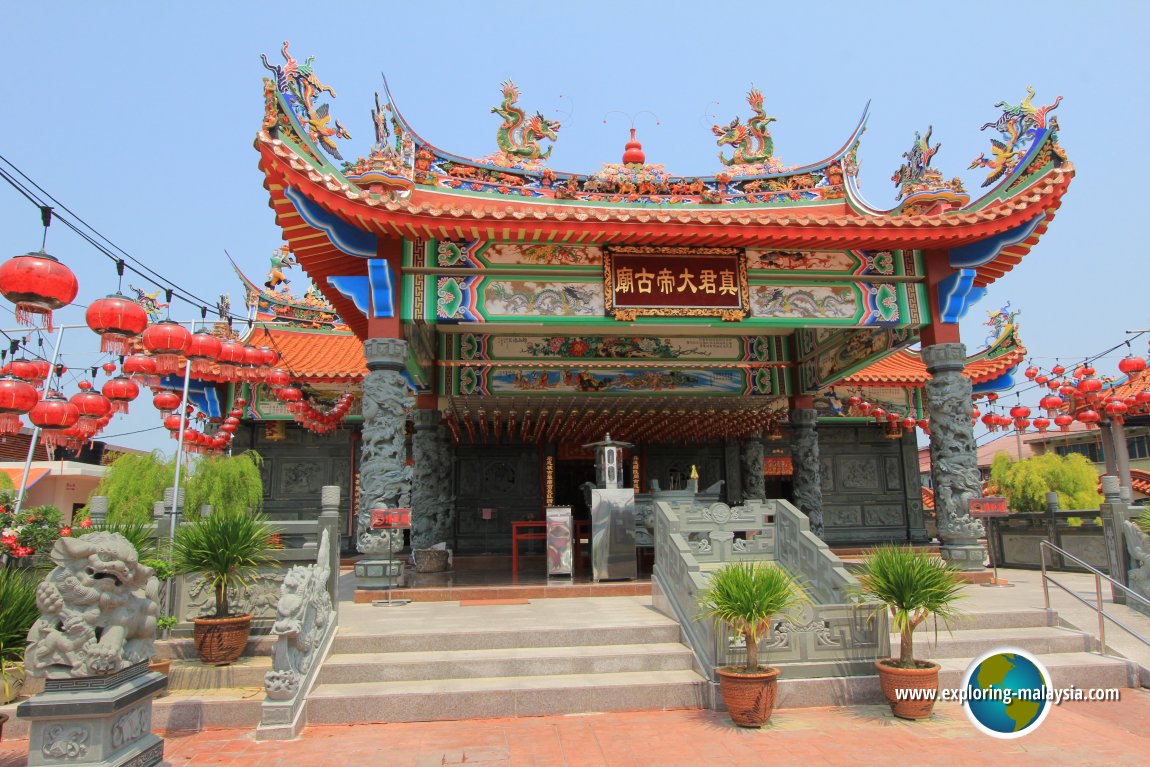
left=249, top=44, right=1071, bottom=568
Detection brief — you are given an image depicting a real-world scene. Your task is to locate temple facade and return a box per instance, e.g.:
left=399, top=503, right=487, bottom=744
left=248, top=44, right=1071, bottom=568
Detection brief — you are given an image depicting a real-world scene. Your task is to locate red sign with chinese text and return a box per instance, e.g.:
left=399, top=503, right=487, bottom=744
left=605, top=247, right=748, bottom=321
left=968, top=497, right=1009, bottom=517
left=763, top=457, right=794, bottom=476
left=371, top=508, right=412, bottom=529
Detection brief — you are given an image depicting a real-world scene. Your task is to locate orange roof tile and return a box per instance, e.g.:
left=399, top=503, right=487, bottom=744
left=244, top=326, right=366, bottom=383
left=844, top=338, right=1026, bottom=387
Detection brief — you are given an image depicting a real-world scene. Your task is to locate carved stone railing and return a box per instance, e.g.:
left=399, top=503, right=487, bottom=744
left=1123, top=519, right=1150, bottom=618
left=773, top=499, right=855, bottom=604
left=90, top=486, right=343, bottom=639
left=989, top=510, right=1108, bottom=573
left=652, top=495, right=888, bottom=700
left=256, top=528, right=339, bottom=740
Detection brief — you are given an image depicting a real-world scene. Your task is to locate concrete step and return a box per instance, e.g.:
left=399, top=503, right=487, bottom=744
left=168, top=656, right=271, bottom=691
left=774, top=651, right=1136, bottom=709
left=320, top=642, right=696, bottom=684
left=898, top=625, right=1092, bottom=660
left=306, top=669, right=707, bottom=723
left=331, top=623, right=682, bottom=654
left=919, top=608, right=1054, bottom=632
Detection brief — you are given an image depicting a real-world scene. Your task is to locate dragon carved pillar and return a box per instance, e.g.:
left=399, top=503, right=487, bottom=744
left=357, top=338, right=412, bottom=555
left=923, top=342, right=986, bottom=570
left=740, top=436, right=766, bottom=502
left=411, top=409, right=455, bottom=550
left=790, top=408, right=824, bottom=537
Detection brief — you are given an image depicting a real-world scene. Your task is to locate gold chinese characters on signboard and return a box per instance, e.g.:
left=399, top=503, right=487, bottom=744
left=604, top=246, right=749, bottom=321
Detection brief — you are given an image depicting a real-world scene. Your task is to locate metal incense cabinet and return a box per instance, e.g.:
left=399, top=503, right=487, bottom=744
left=584, top=433, right=637, bottom=581
left=546, top=506, right=574, bottom=576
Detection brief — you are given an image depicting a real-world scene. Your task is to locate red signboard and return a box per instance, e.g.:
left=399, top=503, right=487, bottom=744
left=968, top=497, right=1009, bottom=517
left=763, top=457, right=794, bottom=476
left=371, top=508, right=412, bottom=529
left=605, top=246, right=749, bottom=321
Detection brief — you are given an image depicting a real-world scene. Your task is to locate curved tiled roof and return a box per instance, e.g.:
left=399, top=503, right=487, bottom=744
left=844, top=328, right=1026, bottom=387
left=244, top=326, right=366, bottom=382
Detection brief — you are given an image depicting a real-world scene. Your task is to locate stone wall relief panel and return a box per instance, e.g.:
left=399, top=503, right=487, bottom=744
left=863, top=505, right=906, bottom=527
left=837, top=456, right=880, bottom=491
left=276, top=459, right=326, bottom=497
left=884, top=456, right=903, bottom=491
left=819, top=456, right=835, bottom=493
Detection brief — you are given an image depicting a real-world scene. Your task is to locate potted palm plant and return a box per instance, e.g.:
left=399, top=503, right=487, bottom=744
left=855, top=544, right=964, bottom=719
left=0, top=566, right=40, bottom=705
left=696, top=560, right=805, bottom=727
left=171, top=508, right=275, bottom=666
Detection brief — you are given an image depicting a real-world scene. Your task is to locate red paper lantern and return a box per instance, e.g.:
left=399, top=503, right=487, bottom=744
left=185, top=331, right=222, bottom=377
left=1105, top=399, right=1128, bottom=424
left=28, top=392, right=80, bottom=451
left=1059, top=383, right=1078, bottom=400
left=152, top=390, right=181, bottom=417
left=1054, top=414, right=1074, bottom=432
left=0, top=251, right=78, bottom=330
left=122, top=354, right=160, bottom=388
left=870, top=407, right=886, bottom=423
left=266, top=369, right=291, bottom=388
left=0, top=376, right=39, bottom=435
left=1138, top=390, right=1150, bottom=405
left=1051, top=364, right=1066, bottom=376
left=142, top=321, right=191, bottom=375
left=1077, top=408, right=1101, bottom=428
left=70, top=390, right=112, bottom=439
left=102, top=376, right=140, bottom=415
left=1013, top=417, right=1030, bottom=433
left=102, top=362, right=118, bottom=376
left=1119, top=355, right=1147, bottom=375
left=1035, top=375, right=1049, bottom=386
left=164, top=414, right=182, bottom=433
left=1040, top=394, right=1064, bottom=414
left=1024, top=366, right=1038, bottom=380
left=1009, top=405, right=1031, bottom=419
left=241, top=345, right=263, bottom=381
left=1033, top=417, right=1051, bottom=432
left=986, top=393, right=999, bottom=402
left=901, top=416, right=917, bottom=432
left=216, top=339, right=245, bottom=382
left=981, top=413, right=997, bottom=430
left=85, top=293, right=149, bottom=355
left=1077, top=376, right=1102, bottom=404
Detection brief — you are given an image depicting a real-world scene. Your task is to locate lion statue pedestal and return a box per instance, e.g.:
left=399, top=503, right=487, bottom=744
left=16, top=532, right=167, bottom=767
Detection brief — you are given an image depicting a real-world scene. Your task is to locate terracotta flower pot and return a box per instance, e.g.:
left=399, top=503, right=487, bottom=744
left=0, top=711, right=9, bottom=742
left=876, top=659, right=940, bottom=719
left=716, top=666, right=781, bottom=727
left=193, top=614, right=252, bottom=666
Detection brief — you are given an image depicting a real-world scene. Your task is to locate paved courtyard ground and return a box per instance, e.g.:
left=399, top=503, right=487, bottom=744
left=4, top=691, right=1149, bottom=767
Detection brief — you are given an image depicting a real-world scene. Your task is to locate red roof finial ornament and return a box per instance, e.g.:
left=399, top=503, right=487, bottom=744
left=0, top=251, right=79, bottom=330
left=85, top=294, right=149, bottom=356
left=0, top=376, right=39, bottom=435
left=622, top=128, right=645, bottom=165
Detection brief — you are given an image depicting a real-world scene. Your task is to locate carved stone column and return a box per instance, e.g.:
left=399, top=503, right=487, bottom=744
left=740, top=436, right=766, bottom=501
left=357, top=338, right=412, bottom=556
left=923, top=342, right=985, bottom=570
left=790, top=409, right=824, bottom=537
left=411, top=409, right=455, bottom=549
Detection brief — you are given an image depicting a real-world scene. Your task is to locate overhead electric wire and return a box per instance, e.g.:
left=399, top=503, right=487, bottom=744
left=0, top=157, right=250, bottom=322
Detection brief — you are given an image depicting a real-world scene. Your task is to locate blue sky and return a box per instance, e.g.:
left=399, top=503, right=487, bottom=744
left=1, top=1, right=1148, bottom=453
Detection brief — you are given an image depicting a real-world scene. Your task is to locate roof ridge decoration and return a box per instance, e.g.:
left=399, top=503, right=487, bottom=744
left=342, top=92, right=416, bottom=198
left=970, top=86, right=1065, bottom=188
left=261, top=42, right=352, bottom=162
left=712, top=85, right=790, bottom=176
left=484, top=80, right=562, bottom=169
left=890, top=125, right=968, bottom=213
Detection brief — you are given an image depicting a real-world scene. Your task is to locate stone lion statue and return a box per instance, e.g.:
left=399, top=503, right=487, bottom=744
left=24, top=532, right=160, bottom=678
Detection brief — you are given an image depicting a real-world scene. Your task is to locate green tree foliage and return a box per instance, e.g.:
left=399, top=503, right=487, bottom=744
left=85, top=452, right=176, bottom=523
left=0, top=472, right=13, bottom=492
left=185, top=451, right=265, bottom=517
left=989, top=452, right=1103, bottom=512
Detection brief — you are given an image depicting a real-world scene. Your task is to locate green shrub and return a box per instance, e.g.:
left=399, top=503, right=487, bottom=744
left=171, top=508, right=275, bottom=619
left=185, top=451, right=265, bottom=517
left=0, top=567, right=40, bottom=699
left=84, top=452, right=176, bottom=523
left=696, top=561, right=805, bottom=672
left=854, top=545, right=964, bottom=669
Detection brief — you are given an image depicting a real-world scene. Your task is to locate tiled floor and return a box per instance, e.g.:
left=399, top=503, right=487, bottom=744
left=4, top=694, right=1147, bottom=766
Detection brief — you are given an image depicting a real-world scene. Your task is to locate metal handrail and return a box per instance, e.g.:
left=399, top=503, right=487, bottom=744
left=1039, top=539, right=1150, bottom=652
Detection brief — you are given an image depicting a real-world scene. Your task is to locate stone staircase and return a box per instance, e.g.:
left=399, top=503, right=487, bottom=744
left=775, top=607, right=1139, bottom=708
left=2, top=601, right=1142, bottom=739
left=305, top=599, right=707, bottom=724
